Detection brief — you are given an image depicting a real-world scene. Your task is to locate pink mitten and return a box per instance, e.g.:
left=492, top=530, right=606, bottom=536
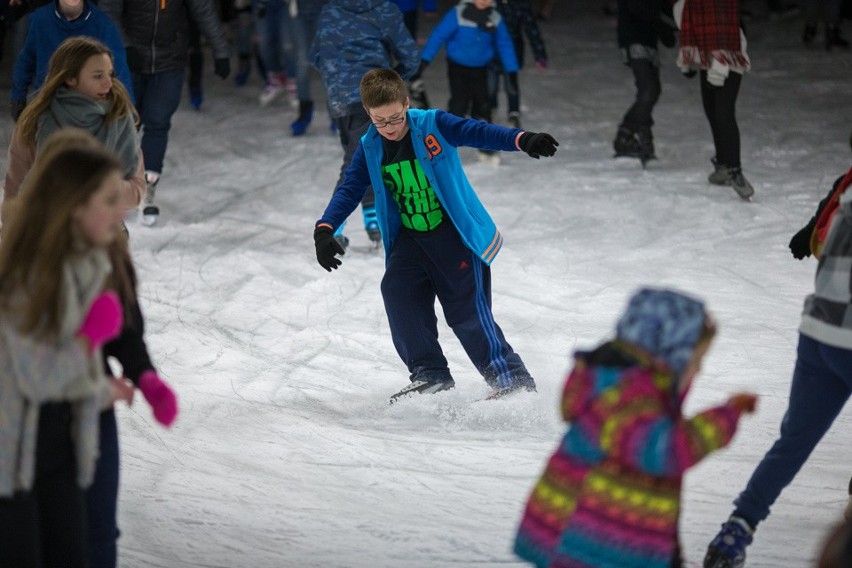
left=78, top=291, right=123, bottom=353
left=138, top=370, right=178, bottom=427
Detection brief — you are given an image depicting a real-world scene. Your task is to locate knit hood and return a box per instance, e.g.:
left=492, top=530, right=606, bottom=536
left=615, top=287, right=706, bottom=379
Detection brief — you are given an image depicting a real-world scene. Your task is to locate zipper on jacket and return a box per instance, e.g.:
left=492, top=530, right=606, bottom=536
left=150, top=1, right=162, bottom=73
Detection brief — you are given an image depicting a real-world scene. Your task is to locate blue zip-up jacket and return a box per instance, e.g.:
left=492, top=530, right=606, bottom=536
left=420, top=0, right=518, bottom=71
left=318, top=108, right=523, bottom=265
left=11, top=0, right=133, bottom=103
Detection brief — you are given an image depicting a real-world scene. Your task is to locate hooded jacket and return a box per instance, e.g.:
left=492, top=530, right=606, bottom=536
left=421, top=0, right=519, bottom=71
left=514, top=288, right=746, bottom=568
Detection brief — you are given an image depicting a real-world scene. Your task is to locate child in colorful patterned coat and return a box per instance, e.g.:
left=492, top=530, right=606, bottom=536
left=513, top=287, right=758, bottom=568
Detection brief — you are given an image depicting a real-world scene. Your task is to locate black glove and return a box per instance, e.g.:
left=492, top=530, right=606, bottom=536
left=11, top=98, right=26, bottom=122
left=788, top=222, right=814, bottom=260
left=256, top=0, right=268, bottom=18
left=517, top=132, right=559, bottom=159
left=682, top=69, right=697, bottom=79
left=314, top=226, right=345, bottom=271
left=214, top=58, right=231, bottom=79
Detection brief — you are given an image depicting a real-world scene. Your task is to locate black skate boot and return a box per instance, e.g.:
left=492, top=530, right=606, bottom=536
left=291, top=100, right=314, bottom=136
left=613, top=126, right=641, bottom=158
left=704, top=516, right=754, bottom=568
left=826, top=24, right=850, bottom=51
left=362, top=206, right=381, bottom=245
left=636, top=128, right=657, bottom=168
left=389, top=378, right=455, bottom=404
left=803, top=21, right=817, bottom=46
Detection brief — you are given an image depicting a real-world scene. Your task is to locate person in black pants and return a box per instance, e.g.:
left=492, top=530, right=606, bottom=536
left=612, top=0, right=676, bottom=165
left=675, top=0, right=754, bottom=200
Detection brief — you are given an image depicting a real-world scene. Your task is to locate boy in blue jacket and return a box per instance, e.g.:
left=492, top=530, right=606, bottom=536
left=415, top=0, right=518, bottom=161
left=312, top=68, right=558, bottom=402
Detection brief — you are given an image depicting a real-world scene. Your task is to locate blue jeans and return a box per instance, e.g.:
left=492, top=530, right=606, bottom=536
left=133, top=69, right=186, bottom=175
left=86, top=409, right=121, bottom=568
left=733, top=334, right=852, bottom=527
left=255, top=0, right=294, bottom=77
left=280, top=1, right=320, bottom=102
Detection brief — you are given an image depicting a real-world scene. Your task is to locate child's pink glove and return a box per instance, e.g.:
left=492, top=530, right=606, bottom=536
left=78, top=291, right=123, bottom=354
left=138, top=370, right=179, bottom=427
left=535, top=59, right=548, bottom=71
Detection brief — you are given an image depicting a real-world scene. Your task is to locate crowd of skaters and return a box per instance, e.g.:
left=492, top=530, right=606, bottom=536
left=0, top=0, right=851, bottom=567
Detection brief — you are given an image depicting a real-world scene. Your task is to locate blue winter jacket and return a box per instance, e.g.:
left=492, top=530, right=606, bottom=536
left=318, top=108, right=523, bottom=265
left=311, top=0, right=420, bottom=118
left=420, top=0, right=518, bottom=71
left=11, top=0, right=133, bottom=103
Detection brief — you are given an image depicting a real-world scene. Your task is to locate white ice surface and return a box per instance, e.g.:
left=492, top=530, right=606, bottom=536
left=1, top=3, right=851, bottom=566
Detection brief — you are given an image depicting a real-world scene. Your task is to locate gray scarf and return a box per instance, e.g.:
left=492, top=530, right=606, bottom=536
left=37, top=87, right=139, bottom=179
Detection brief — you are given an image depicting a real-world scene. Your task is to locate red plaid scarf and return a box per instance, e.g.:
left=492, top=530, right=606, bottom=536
left=678, top=0, right=749, bottom=69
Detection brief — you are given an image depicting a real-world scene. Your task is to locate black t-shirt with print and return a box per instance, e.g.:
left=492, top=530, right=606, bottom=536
left=381, top=131, right=446, bottom=233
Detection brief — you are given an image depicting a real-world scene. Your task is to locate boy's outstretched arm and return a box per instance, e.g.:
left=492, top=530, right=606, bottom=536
left=434, top=110, right=559, bottom=156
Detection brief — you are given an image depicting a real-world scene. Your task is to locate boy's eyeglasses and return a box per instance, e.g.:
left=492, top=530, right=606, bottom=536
left=371, top=116, right=405, bottom=129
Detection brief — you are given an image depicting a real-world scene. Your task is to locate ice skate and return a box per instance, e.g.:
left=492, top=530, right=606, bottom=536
left=409, top=79, right=430, bottom=109
left=826, top=25, right=850, bottom=51
left=485, top=380, right=537, bottom=400
left=139, top=171, right=160, bottom=226
left=613, top=126, right=642, bottom=159
left=477, top=150, right=501, bottom=165
left=637, top=128, right=657, bottom=169
left=362, top=206, right=381, bottom=247
left=704, top=516, right=753, bottom=568
left=389, top=378, right=455, bottom=404
left=332, top=222, right=349, bottom=251
left=291, top=100, right=314, bottom=136
left=729, top=168, right=755, bottom=200
left=259, top=73, right=287, bottom=107
left=508, top=111, right=521, bottom=130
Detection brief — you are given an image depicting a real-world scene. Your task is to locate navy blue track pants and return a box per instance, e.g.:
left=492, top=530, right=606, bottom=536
left=381, top=223, right=533, bottom=389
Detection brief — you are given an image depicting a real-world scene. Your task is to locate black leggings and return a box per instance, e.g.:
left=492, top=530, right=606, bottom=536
left=700, top=69, right=743, bottom=169
left=0, top=403, right=88, bottom=568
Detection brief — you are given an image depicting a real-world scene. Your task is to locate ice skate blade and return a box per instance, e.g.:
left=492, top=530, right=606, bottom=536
left=389, top=380, right=455, bottom=404
left=139, top=205, right=160, bottom=227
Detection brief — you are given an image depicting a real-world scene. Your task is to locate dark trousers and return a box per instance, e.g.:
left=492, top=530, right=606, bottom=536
left=620, top=58, right=661, bottom=133
left=133, top=69, right=186, bottom=175
left=699, top=69, right=743, bottom=169
left=486, top=60, right=521, bottom=115
left=381, top=223, right=533, bottom=388
left=0, top=403, right=88, bottom=568
left=86, top=409, right=120, bottom=568
left=447, top=60, right=492, bottom=122
left=733, top=334, right=852, bottom=527
left=334, top=108, right=375, bottom=209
